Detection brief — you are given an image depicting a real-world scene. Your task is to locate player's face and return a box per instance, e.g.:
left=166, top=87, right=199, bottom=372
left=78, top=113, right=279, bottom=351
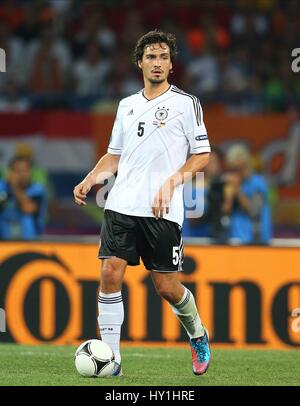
left=138, top=43, right=172, bottom=84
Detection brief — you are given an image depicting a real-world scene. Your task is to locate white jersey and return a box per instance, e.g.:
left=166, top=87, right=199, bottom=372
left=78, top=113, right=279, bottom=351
left=105, top=84, right=211, bottom=226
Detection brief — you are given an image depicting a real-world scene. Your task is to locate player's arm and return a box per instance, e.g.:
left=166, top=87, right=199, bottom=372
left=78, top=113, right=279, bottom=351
left=152, top=152, right=210, bottom=218
left=73, top=153, right=120, bottom=206
left=170, top=152, right=210, bottom=186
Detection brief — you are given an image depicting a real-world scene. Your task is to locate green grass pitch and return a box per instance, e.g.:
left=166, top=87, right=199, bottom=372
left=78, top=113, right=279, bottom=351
left=0, top=344, right=299, bottom=386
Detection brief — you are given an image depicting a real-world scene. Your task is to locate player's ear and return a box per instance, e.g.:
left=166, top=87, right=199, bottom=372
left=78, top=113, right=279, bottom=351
left=138, top=60, right=142, bottom=70
left=170, top=61, right=173, bottom=74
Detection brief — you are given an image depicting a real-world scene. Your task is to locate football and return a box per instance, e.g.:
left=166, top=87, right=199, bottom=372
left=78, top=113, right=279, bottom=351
left=75, top=339, right=115, bottom=377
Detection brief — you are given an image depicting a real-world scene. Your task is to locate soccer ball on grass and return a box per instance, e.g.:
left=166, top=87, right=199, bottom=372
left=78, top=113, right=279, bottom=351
left=75, top=339, right=115, bottom=377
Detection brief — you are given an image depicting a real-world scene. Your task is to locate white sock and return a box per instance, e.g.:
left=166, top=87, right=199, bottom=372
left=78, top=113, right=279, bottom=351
left=98, top=291, right=124, bottom=364
left=171, top=287, right=204, bottom=339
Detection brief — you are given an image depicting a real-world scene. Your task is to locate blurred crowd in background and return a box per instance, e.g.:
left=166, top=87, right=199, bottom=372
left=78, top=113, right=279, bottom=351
left=0, top=0, right=299, bottom=112
left=182, top=144, right=273, bottom=244
left=0, top=141, right=273, bottom=244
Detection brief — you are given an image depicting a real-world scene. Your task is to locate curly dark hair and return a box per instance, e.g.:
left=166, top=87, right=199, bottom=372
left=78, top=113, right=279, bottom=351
left=133, top=30, right=178, bottom=67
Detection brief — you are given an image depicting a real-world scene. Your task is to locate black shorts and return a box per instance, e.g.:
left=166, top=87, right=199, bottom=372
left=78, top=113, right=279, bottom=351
left=99, top=209, right=184, bottom=272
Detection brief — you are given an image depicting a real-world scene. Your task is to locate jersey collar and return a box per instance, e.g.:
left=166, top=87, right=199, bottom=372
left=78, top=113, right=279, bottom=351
left=141, top=84, right=172, bottom=102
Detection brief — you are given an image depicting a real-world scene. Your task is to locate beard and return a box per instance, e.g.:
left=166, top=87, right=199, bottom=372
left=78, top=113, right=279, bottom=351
left=148, top=77, right=165, bottom=84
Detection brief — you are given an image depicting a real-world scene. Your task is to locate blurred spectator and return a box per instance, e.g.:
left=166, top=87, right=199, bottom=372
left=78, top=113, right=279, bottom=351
left=222, top=48, right=251, bottom=94
left=15, top=3, right=41, bottom=42
left=11, top=142, right=59, bottom=233
left=48, top=0, right=72, bottom=15
left=0, top=156, right=47, bottom=240
left=202, top=148, right=231, bottom=242
left=121, top=10, right=145, bottom=48
left=14, top=143, right=54, bottom=200
left=73, top=12, right=116, bottom=58
left=184, top=17, right=224, bottom=96
left=182, top=177, right=208, bottom=239
left=21, top=24, right=68, bottom=100
left=0, top=148, right=4, bottom=179
left=0, top=79, right=30, bottom=112
left=224, top=145, right=272, bottom=244
left=30, top=38, right=63, bottom=93
left=230, top=11, right=269, bottom=50
left=220, top=47, right=262, bottom=112
left=72, top=41, right=111, bottom=96
left=262, top=68, right=286, bottom=112
left=27, top=25, right=71, bottom=88
left=186, top=14, right=230, bottom=54
left=252, top=151, right=278, bottom=214
left=186, top=48, right=220, bottom=96
left=0, top=0, right=24, bottom=30
left=0, top=0, right=298, bottom=111
left=182, top=148, right=230, bottom=243
left=0, top=21, right=26, bottom=92
left=106, top=49, right=141, bottom=98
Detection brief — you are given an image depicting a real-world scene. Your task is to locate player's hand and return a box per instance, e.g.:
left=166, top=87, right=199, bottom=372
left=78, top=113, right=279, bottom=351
left=152, top=180, right=174, bottom=219
left=73, top=180, right=93, bottom=206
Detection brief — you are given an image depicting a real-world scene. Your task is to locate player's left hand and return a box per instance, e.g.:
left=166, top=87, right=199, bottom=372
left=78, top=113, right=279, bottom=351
left=73, top=179, right=93, bottom=206
left=152, top=180, right=174, bottom=219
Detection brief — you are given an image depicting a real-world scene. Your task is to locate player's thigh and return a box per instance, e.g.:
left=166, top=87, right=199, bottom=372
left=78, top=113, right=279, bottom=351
left=99, top=210, right=139, bottom=266
left=137, top=217, right=184, bottom=272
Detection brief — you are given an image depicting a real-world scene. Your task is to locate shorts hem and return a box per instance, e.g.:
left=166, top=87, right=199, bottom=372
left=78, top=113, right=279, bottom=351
left=147, top=268, right=184, bottom=273
left=98, top=253, right=139, bottom=266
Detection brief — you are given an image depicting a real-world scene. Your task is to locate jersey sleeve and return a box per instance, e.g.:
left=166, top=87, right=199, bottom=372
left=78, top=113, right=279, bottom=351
left=107, top=102, right=124, bottom=155
left=183, top=98, right=211, bottom=154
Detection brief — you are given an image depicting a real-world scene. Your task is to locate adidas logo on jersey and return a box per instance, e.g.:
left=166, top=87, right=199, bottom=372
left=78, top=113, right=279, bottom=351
left=127, top=109, right=134, bottom=115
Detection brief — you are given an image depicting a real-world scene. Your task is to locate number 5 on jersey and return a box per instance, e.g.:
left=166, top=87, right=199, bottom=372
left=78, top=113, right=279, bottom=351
left=173, top=246, right=179, bottom=265
left=137, top=122, right=145, bottom=137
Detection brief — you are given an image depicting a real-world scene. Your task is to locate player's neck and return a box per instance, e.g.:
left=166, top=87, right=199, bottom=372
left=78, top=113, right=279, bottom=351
left=143, top=81, right=171, bottom=100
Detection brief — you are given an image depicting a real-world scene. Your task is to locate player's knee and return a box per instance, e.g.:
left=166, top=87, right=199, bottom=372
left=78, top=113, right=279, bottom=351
left=100, top=261, right=122, bottom=289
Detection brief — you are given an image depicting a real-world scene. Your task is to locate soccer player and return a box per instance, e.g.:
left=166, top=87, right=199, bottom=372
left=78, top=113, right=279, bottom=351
left=73, top=30, right=211, bottom=376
